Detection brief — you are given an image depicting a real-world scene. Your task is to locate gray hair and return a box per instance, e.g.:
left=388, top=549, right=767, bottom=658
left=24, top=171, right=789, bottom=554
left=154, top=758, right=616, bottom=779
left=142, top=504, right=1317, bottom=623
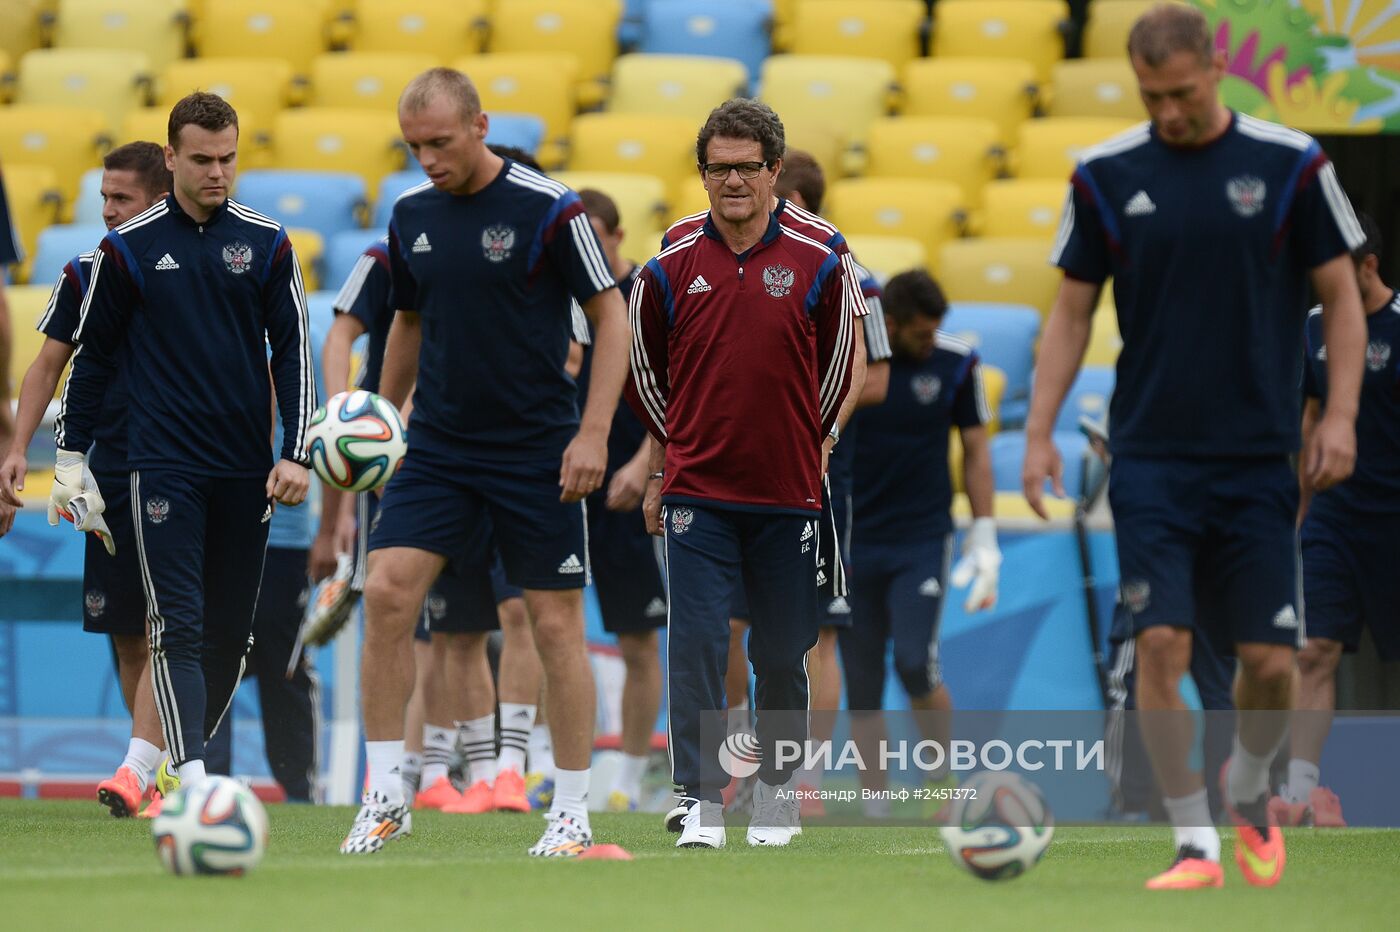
left=1127, top=2, right=1214, bottom=68
left=696, top=98, right=785, bottom=167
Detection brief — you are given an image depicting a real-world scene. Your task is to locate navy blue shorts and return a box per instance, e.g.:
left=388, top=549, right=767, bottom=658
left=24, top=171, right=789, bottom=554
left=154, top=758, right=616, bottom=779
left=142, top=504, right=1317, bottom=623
left=588, top=494, right=666, bottom=634
left=1301, top=505, right=1400, bottom=661
left=841, top=535, right=952, bottom=709
left=731, top=477, right=850, bottom=628
left=369, top=447, right=587, bottom=591
left=82, top=470, right=146, bottom=637
left=1109, top=455, right=1302, bottom=657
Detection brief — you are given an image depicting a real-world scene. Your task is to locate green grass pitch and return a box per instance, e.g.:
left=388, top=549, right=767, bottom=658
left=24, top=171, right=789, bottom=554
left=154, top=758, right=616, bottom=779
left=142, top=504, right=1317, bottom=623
left=3, top=800, right=1399, bottom=930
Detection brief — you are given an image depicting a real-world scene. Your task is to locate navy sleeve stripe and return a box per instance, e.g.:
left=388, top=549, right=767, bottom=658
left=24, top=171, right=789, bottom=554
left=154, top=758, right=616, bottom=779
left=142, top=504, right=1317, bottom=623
left=332, top=252, right=377, bottom=313
left=569, top=212, right=615, bottom=294
left=627, top=276, right=667, bottom=437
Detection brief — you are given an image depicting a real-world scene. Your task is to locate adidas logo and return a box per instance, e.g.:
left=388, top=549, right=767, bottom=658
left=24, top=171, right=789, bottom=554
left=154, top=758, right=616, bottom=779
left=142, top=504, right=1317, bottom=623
left=1124, top=190, right=1156, bottom=217
left=800, top=523, right=814, bottom=543
left=512, top=709, right=532, bottom=720
left=644, top=597, right=667, bottom=618
left=412, top=232, right=432, bottom=253
left=918, top=578, right=942, bottom=598
left=827, top=596, right=851, bottom=615
left=687, top=274, right=712, bottom=294
left=816, top=569, right=828, bottom=587
left=1273, top=605, right=1299, bottom=630
left=155, top=253, right=180, bottom=270
left=558, top=554, right=584, bottom=575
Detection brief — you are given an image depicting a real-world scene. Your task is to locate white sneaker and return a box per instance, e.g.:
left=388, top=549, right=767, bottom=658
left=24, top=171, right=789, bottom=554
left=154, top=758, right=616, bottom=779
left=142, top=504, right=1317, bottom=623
left=340, top=791, right=411, bottom=854
left=747, top=778, right=800, bottom=847
left=676, top=800, right=726, bottom=849
left=527, top=812, right=593, bottom=858
left=665, top=796, right=696, bottom=833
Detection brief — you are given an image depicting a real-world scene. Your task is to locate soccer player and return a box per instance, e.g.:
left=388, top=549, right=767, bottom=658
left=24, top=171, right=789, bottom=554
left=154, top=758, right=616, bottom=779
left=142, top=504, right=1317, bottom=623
left=54, top=92, right=315, bottom=791
left=0, top=161, right=21, bottom=536
left=843, top=269, right=999, bottom=811
left=629, top=99, right=857, bottom=848
left=0, top=142, right=175, bottom=816
left=1275, top=213, right=1399, bottom=828
left=1022, top=5, right=1366, bottom=889
left=341, top=69, right=630, bottom=858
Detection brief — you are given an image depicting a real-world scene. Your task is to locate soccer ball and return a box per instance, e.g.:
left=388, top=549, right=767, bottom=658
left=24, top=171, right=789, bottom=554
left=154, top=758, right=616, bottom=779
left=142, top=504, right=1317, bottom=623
left=939, top=771, right=1054, bottom=880
left=306, top=390, right=407, bottom=492
left=151, top=776, right=270, bottom=876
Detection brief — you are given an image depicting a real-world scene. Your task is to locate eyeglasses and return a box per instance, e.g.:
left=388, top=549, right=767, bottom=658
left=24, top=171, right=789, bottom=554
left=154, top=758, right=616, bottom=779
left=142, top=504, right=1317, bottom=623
left=701, top=161, right=769, bottom=180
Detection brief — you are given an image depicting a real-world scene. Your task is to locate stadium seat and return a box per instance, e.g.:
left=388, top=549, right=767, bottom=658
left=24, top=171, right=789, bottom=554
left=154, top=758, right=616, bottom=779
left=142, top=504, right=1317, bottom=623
left=980, top=179, right=1068, bottom=239
left=843, top=235, right=926, bottom=281
left=1084, top=0, right=1159, bottom=60
left=780, top=118, right=847, bottom=184
left=550, top=171, right=666, bottom=265
left=826, top=179, right=965, bottom=270
left=2, top=165, right=62, bottom=282
left=271, top=109, right=406, bottom=192
left=1054, top=366, right=1114, bottom=432
left=309, top=52, right=438, bottom=111
left=489, top=0, right=622, bottom=109
left=1015, top=117, right=1140, bottom=181
left=6, top=285, right=63, bottom=397
left=53, top=0, right=189, bottom=73
left=73, top=167, right=104, bottom=226
left=990, top=429, right=1087, bottom=495
left=122, top=106, right=266, bottom=170
left=349, top=0, right=488, bottom=60
left=568, top=113, right=697, bottom=206
left=454, top=54, right=578, bottom=167
left=159, top=58, right=296, bottom=147
left=790, top=0, right=927, bottom=72
left=234, top=171, right=367, bottom=242
left=286, top=227, right=325, bottom=293
left=864, top=116, right=1002, bottom=208
left=29, top=223, right=108, bottom=287
left=938, top=238, right=1061, bottom=321
left=196, top=0, right=329, bottom=75
left=484, top=113, right=547, bottom=156
left=608, top=54, right=748, bottom=122
left=949, top=365, right=1010, bottom=496
left=374, top=169, right=427, bottom=226
left=1083, top=304, right=1122, bottom=367
left=1048, top=59, right=1146, bottom=120
left=760, top=55, right=896, bottom=149
left=637, top=0, right=771, bottom=90
left=668, top=180, right=712, bottom=227
left=932, top=0, right=1070, bottom=84
left=0, top=0, right=44, bottom=66
left=17, top=49, right=153, bottom=133
left=324, top=228, right=384, bottom=294
left=0, top=106, right=108, bottom=213
left=900, top=58, right=1038, bottom=146
left=942, top=302, right=1041, bottom=426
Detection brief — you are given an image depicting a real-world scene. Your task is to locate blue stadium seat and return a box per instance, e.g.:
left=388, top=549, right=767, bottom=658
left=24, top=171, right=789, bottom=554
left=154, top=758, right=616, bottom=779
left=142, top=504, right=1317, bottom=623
left=942, top=303, right=1041, bottom=428
left=990, top=429, right=1088, bottom=497
left=325, top=229, right=385, bottom=295
left=29, top=223, right=108, bottom=286
left=1054, top=366, right=1114, bottom=433
left=485, top=112, right=547, bottom=156
left=374, top=170, right=429, bottom=227
left=638, top=0, right=772, bottom=89
left=234, top=171, right=367, bottom=242
left=73, top=167, right=105, bottom=226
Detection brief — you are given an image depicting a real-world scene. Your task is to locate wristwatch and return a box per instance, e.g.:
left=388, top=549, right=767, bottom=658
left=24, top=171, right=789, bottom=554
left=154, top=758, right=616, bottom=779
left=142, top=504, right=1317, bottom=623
left=827, top=424, right=840, bottom=447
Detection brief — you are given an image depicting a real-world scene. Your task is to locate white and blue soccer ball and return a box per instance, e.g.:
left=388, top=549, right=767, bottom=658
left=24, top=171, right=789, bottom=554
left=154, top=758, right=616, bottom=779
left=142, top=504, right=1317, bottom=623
left=306, top=390, right=407, bottom=492
left=939, top=771, right=1054, bottom=881
left=152, top=776, right=270, bottom=877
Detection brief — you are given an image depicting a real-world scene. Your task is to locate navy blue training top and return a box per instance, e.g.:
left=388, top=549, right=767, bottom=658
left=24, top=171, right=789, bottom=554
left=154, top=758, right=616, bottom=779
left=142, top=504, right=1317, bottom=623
left=332, top=235, right=393, bottom=394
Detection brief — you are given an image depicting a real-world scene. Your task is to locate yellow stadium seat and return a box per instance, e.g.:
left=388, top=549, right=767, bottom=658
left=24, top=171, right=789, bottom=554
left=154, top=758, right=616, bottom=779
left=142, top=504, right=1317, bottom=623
left=0, top=106, right=108, bottom=213
left=790, top=0, right=927, bottom=72
left=932, top=0, right=1070, bottom=84
left=770, top=0, right=799, bottom=51
left=980, top=179, right=1068, bottom=239
left=18, top=49, right=152, bottom=133
left=669, top=180, right=710, bottom=226
left=197, top=0, right=329, bottom=75
left=781, top=118, right=847, bottom=184
left=550, top=170, right=666, bottom=265
left=947, top=365, right=1006, bottom=492
left=950, top=490, right=1075, bottom=522
left=938, top=237, right=1061, bottom=321
left=271, top=108, right=406, bottom=191
left=54, top=0, right=189, bottom=73
left=159, top=58, right=296, bottom=149
left=760, top=55, right=896, bottom=148
left=285, top=228, right=323, bottom=293
left=0, top=52, right=10, bottom=105
left=0, top=0, right=44, bottom=66
left=1015, top=117, right=1139, bottom=180
left=844, top=234, right=926, bottom=281
left=568, top=113, right=697, bottom=206
left=608, top=54, right=747, bottom=122
left=121, top=106, right=265, bottom=168
left=455, top=54, right=578, bottom=168
left=1084, top=0, right=1158, bottom=60
left=6, top=285, right=64, bottom=398
left=1083, top=303, right=1123, bottom=367
left=826, top=179, right=965, bottom=271
left=864, top=116, right=1002, bottom=208
left=900, top=58, right=1038, bottom=145
left=350, top=0, right=487, bottom=60
left=489, top=0, right=622, bottom=109
left=309, top=52, right=438, bottom=110
left=1048, top=59, right=1146, bottom=120
left=2, top=166, right=63, bottom=282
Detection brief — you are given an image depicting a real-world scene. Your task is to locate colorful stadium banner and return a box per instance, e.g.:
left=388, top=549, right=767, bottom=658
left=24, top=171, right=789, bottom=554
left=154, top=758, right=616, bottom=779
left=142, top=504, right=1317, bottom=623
left=1198, top=0, right=1400, bottom=133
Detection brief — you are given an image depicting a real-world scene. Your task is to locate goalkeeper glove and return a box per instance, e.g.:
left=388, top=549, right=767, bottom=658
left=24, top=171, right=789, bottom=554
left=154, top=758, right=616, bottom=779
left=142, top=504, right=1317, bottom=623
left=949, top=517, right=1000, bottom=613
left=49, top=450, right=116, bottom=556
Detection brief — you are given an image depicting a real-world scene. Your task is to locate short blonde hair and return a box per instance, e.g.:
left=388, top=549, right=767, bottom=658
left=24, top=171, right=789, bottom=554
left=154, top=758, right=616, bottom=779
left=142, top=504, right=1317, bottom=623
left=399, top=67, right=482, bottom=123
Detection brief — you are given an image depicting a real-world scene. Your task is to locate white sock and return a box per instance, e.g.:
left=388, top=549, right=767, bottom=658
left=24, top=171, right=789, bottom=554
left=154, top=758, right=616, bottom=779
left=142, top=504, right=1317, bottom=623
left=1163, top=789, right=1220, bottom=861
left=552, top=766, right=591, bottom=828
left=1285, top=758, right=1320, bottom=804
left=1228, top=735, right=1279, bottom=806
left=456, top=716, right=497, bottom=786
left=421, top=724, right=454, bottom=786
left=122, top=738, right=162, bottom=792
left=177, top=759, right=207, bottom=785
left=366, top=739, right=405, bottom=803
left=497, top=702, right=535, bottom=775
left=528, top=723, right=555, bottom=778
left=613, top=753, right=649, bottom=800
